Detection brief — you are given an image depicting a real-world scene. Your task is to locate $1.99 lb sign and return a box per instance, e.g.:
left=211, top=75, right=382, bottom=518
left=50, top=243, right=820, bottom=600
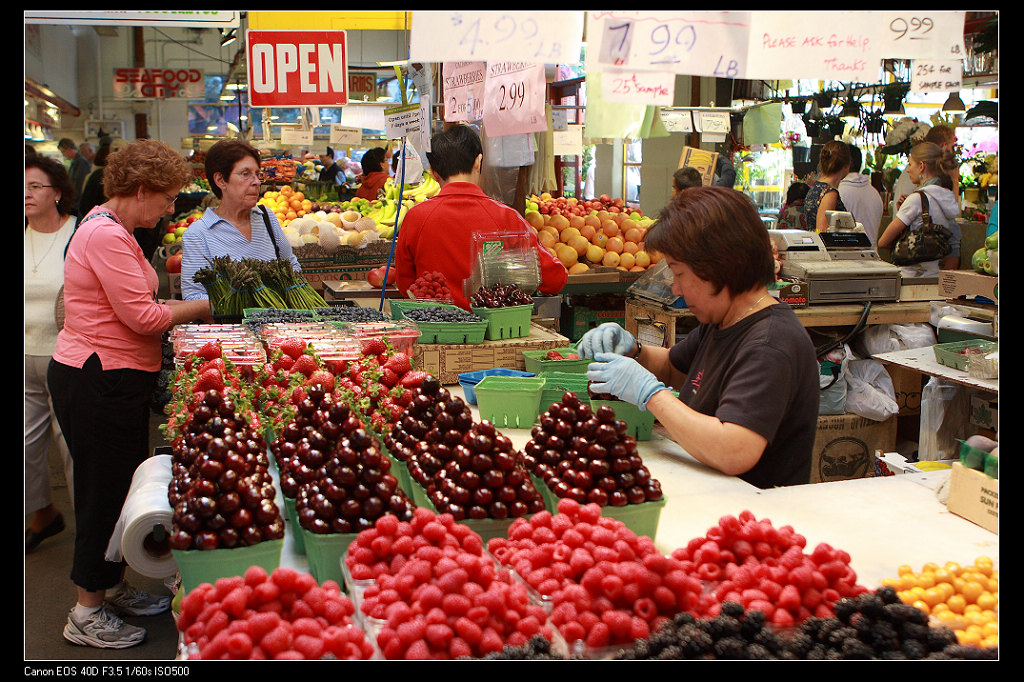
left=247, top=30, right=348, bottom=107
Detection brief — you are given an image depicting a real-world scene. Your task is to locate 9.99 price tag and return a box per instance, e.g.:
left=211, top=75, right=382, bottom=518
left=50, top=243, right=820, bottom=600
left=482, top=61, right=548, bottom=137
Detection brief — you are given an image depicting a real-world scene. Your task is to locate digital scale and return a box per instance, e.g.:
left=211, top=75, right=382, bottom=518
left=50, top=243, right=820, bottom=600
left=769, top=212, right=901, bottom=304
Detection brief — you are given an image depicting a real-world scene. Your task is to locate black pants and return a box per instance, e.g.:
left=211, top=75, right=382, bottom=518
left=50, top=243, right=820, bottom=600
left=48, top=354, right=157, bottom=592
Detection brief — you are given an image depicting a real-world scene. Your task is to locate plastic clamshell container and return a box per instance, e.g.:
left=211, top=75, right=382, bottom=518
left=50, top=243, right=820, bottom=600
left=473, top=376, right=546, bottom=429
left=932, top=339, right=998, bottom=371
left=523, top=347, right=590, bottom=375
left=301, top=529, right=359, bottom=587
left=470, top=304, right=533, bottom=340
left=172, top=539, right=284, bottom=596
left=458, top=368, right=536, bottom=405
left=346, top=321, right=421, bottom=356
left=590, top=399, right=657, bottom=441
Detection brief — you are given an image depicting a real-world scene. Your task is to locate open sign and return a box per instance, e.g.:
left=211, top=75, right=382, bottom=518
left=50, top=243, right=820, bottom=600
left=247, top=30, right=348, bottom=107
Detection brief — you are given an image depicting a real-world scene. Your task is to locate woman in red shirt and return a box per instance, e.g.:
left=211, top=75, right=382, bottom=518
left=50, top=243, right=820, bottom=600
left=395, top=125, right=567, bottom=309
left=48, top=138, right=210, bottom=649
left=354, top=147, right=390, bottom=201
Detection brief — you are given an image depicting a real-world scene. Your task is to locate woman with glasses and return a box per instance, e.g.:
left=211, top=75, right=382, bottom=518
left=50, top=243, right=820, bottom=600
left=25, top=155, right=76, bottom=554
left=180, top=139, right=301, bottom=303
left=47, top=138, right=212, bottom=649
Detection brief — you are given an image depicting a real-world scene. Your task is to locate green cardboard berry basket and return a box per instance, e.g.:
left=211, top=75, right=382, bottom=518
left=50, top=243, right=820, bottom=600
left=301, top=529, right=358, bottom=587
left=470, top=304, right=533, bottom=340
left=531, top=478, right=666, bottom=540
left=473, top=375, right=546, bottom=429
left=590, top=399, right=657, bottom=441
left=416, top=319, right=489, bottom=344
left=539, top=372, right=592, bottom=412
left=172, top=539, right=284, bottom=595
left=523, top=347, right=590, bottom=375
left=387, top=298, right=452, bottom=320
left=932, top=339, right=998, bottom=371
left=458, top=517, right=518, bottom=545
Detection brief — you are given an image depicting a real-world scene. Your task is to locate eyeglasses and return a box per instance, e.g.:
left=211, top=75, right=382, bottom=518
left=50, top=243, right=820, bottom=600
left=26, top=183, right=54, bottom=193
left=161, top=191, right=180, bottom=206
left=233, top=169, right=266, bottom=182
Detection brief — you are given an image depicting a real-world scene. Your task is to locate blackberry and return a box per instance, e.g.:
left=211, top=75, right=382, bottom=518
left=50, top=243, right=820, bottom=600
left=899, top=621, right=931, bottom=643
left=741, top=609, right=767, bottom=638
left=901, top=639, right=929, bottom=659
left=671, top=611, right=696, bottom=628
left=655, top=644, right=684, bottom=660
left=752, top=628, right=785, bottom=655
left=936, top=644, right=998, bottom=660
left=719, top=601, right=746, bottom=619
left=832, top=597, right=858, bottom=623
left=785, top=631, right=815, bottom=658
left=879, top=650, right=909, bottom=660
left=677, top=625, right=715, bottom=658
left=875, top=585, right=901, bottom=605
left=703, top=615, right=742, bottom=639
left=840, top=638, right=875, bottom=660
left=855, top=592, right=886, bottom=619
left=826, top=625, right=858, bottom=648
left=883, top=602, right=928, bottom=625
left=746, top=643, right=777, bottom=660
left=805, top=643, right=828, bottom=660
left=712, top=636, right=748, bottom=659
left=925, top=626, right=958, bottom=651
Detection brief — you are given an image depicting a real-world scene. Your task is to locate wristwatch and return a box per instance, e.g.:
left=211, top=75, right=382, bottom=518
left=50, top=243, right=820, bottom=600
left=631, top=339, right=643, bottom=360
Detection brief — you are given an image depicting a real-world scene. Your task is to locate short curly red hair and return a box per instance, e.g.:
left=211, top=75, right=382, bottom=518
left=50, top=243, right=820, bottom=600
left=102, top=138, right=192, bottom=199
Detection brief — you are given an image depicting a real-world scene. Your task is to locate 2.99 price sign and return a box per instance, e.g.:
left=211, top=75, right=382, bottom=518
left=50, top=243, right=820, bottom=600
left=481, top=61, right=547, bottom=137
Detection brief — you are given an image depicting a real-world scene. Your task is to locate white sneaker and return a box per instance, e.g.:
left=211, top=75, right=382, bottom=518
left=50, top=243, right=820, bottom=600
left=63, top=605, right=147, bottom=649
left=105, top=582, right=172, bottom=617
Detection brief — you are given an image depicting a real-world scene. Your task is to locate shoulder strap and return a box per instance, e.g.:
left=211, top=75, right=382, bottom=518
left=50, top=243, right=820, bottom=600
left=63, top=210, right=114, bottom=258
left=258, top=204, right=282, bottom=259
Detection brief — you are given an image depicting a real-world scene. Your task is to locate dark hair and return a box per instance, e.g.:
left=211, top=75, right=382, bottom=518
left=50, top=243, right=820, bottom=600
left=425, top=124, right=483, bottom=180
left=26, top=155, right=77, bottom=217
left=57, top=138, right=77, bottom=151
left=360, top=147, right=387, bottom=175
left=644, top=186, right=776, bottom=296
left=924, top=124, right=956, bottom=148
left=847, top=144, right=862, bottom=173
left=818, top=140, right=851, bottom=176
left=786, top=182, right=810, bottom=204
left=673, top=166, right=704, bottom=191
left=204, top=139, right=261, bottom=199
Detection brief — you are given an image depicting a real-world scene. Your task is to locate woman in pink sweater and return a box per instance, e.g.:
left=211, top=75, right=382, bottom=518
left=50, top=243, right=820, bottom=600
left=48, top=138, right=210, bottom=649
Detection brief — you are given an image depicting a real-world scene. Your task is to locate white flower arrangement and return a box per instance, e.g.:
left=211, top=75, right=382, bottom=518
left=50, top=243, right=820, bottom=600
left=879, top=117, right=931, bottom=157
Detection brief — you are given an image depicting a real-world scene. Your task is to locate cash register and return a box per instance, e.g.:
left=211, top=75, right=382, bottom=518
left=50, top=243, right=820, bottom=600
left=769, top=211, right=901, bottom=303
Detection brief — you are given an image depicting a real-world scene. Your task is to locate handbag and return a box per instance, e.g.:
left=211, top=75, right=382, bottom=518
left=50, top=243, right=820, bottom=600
left=890, top=190, right=953, bottom=266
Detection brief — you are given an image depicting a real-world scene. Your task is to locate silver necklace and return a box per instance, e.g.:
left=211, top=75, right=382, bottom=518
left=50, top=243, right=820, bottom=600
left=726, top=293, right=770, bottom=328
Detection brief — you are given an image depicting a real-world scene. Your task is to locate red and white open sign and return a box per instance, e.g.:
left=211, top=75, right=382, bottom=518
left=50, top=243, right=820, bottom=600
left=247, top=30, right=348, bottom=107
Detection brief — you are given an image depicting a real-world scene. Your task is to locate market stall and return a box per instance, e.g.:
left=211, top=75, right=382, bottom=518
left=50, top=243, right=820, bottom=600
left=25, top=9, right=999, bottom=664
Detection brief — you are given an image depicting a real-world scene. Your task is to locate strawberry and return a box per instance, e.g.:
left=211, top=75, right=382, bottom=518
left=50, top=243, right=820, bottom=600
left=196, top=340, right=222, bottom=361
left=306, top=370, right=336, bottom=391
left=194, top=368, right=225, bottom=393
left=290, top=354, right=319, bottom=378
left=361, top=338, right=388, bottom=357
left=279, top=337, right=307, bottom=361
left=398, top=370, right=430, bottom=388
left=546, top=350, right=564, bottom=360
left=198, top=357, right=227, bottom=375
left=380, top=367, right=399, bottom=388
left=384, top=353, right=412, bottom=375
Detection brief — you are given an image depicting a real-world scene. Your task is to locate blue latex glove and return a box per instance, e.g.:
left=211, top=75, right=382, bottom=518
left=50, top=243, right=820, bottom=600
left=586, top=352, right=667, bottom=410
left=579, top=322, right=636, bottom=359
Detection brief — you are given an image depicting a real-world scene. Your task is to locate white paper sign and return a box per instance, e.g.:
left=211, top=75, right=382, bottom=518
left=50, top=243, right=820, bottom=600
left=280, top=127, right=312, bottom=146
left=553, top=125, right=584, bottom=157
left=876, top=11, right=967, bottom=60
left=695, top=111, right=730, bottom=135
left=910, top=59, right=963, bottom=93
left=385, top=103, right=423, bottom=140
left=745, top=11, right=883, bottom=80
left=329, top=125, right=362, bottom=146
left=482, top=62, right=548, bottom=137
left=442, top=61, right=486, bottom=122
left=601, top=70, right=676, bottom=106
left=410, top=11, right=583, bottom=64
left=586, top=11, right=750, bottom=79
left=659, top=110, right=694, bottom=133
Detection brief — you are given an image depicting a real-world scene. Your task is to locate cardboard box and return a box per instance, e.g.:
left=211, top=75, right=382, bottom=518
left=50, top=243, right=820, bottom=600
left=810, top=413, right=898, bottom=483
left=938, top=270, right=998, bottom=303
left=885, top=364, right=923, bottom=416
left=413, top=323, right=570, bottom=384
left=947, top=461, right=998, bottom=533
left=678, top=146, right=719, bottom=186
left=969, top=394, right=998, bottom=432
left=295, top=241, right=391, bottom=286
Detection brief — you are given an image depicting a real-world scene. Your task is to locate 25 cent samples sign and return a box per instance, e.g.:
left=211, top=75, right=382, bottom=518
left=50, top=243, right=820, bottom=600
left=247, top=30, right=348, bottom=107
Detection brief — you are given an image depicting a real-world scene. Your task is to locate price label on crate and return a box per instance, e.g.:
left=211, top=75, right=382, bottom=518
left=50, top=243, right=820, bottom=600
left=481, top=61, right=548, bottom=137
left=587, top=11, right=751, bottom=79
left=410, top=10, right=583, bottom=64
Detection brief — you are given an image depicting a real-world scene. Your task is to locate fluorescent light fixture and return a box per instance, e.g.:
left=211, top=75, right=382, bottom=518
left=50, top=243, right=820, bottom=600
left=220, top=28, right=237, bottom=47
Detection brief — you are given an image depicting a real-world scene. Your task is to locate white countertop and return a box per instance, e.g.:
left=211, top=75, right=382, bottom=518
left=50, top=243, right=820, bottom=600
left=278, top=386, right=999, bottom=590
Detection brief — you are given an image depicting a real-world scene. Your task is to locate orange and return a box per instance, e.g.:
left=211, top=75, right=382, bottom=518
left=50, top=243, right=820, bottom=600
left=567, top=262, right=589, bottom=274
left=560, top=227, right=582, bottom=244
left=568, top=235, right=590, bottom=257
left=602, top=251, right=620, bottom=267
left=602, top=220, right=620, bottom=237
left=920, top=587, right=945, bottom=609
left=580, top=224, right=597, bottom=241
left=634, top=251, right=651, bottom=268
left=585, top=244, right=605, bottom=264
left=623, top=227, right=644, bottom=243
left=956, top=629, right=982, bottom=647
left=293, top=191, right=305, bottom=202
left=592, top=233, right=609, bottom=249
left=525, top=211, right=545, bottom=230
left=945, top=594, right=967, bottom=614
left=618, top=252, right=636, bottom=269
left=550, top=214, right=570, bottom=233
left=569, top=215, right=586, bottom=231
left=973, top=556, right=994, bottom=577
left=623, top=241, right=639, bottom=255
left=555, top=244, right=578, bottom=267
left=537, top=230, right=558, bottom=250
left=606, top=237, right=624, bottom=254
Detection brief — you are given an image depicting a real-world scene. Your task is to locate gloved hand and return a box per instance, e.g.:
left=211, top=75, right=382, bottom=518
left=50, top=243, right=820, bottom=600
left=586, top=352, right=667, bottom=410
left=579, top=322, right=636, bottom=359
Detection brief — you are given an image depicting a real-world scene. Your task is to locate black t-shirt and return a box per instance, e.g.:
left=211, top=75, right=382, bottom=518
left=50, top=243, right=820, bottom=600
left=667, top=302, right=819, bottom=488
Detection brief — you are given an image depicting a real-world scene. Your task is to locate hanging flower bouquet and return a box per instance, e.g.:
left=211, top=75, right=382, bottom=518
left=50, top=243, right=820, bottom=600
left=878, top=117, right=931, bottom=157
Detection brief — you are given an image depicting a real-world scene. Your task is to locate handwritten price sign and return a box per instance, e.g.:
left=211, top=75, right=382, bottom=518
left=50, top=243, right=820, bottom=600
left=442, top=61, right=486, bottom=123
left=410, top=11, right=583, bottom=64
left=586, top=11, right=750, bottom=79
left=482, top=62, right=548, bottom=137
left=601, top=70, right=676, bottom=106
left=877, top=11, right=966, bottom=60
left=910, top=59, right=963, bottom=93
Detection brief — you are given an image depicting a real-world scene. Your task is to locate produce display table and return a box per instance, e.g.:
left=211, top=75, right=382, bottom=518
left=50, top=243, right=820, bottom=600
left=275, top=385, right=997, bottom=590
left=874, top=346, right=998, bottom=395
left=624, top=297, right=933, bottom=348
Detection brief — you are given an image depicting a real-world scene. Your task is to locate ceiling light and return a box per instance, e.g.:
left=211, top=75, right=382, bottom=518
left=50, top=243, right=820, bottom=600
left=942, top=92, right=966, bottom=113
left=220, top=28, right=237, bottom=47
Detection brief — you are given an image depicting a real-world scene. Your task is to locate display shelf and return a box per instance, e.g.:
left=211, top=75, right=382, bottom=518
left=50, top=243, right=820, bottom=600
left=874, top=345, right=998, bottom=394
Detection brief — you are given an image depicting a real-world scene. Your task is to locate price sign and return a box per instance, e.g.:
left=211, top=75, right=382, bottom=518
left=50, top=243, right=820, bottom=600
left=586, top=11, right=750, bottom=79
left=744, top=12, right=882, bottom=80
left=696, top=111, right=730, bottom=135
left=877, top=11, right=966, bottom=60
left=384, top=103, right=423, bottom=140
left=329, top=125, right=362, bottom=146
left=482, top=62, right=548, bottom=137
left=280, top=127, right=312, bottom=146
left=911, top=59, right=963, bottom=93
left=442, top=61, right=486, bottom=122
left=410, top=11, right=583, bottom=64
left=601, top=70, right=676, bottom=106
left=659, top=110, right=694, bottom=133
left=553, top=125, right=583, bottom=157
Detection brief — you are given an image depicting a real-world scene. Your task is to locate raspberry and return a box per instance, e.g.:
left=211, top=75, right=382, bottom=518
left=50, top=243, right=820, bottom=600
left=243, top=565, right=269, bottom=588
left=436, top=568, right=469, bottom=595
left=448, top=636, right=473, bottom=659
left=560, top=620, right=586, bottom=643
left=375, top=513, right=399, bottom=537
left=556, top=498, right=580, bottom=517
left=454, top=616, right=482, bottom=645
left=586, top=621, right=611, bottom=648
left=293, top=634, right=324, bottom=660
left=288, top=599, right=315, bottom=620
left=479, top=627, right=504, bottom=655
left=214, top=575, right=246, bottom=601
left=259, top=624, right=293, bottom=657
left=811, top=542, right=835, bottom=565
left=291, top=617, right=323, bottom=638
left=422, top=521, right=448, bottom=544
left=629, top=616, right=650, bottom=641
left=396, top=617, right=427, bottom=647
left=403, top=639, right=431, bottom=660
left=577, top=503, right=602, bottom=525
left=461, top=533, right=483, bottom=556
left=442, top=593, right=472, bottom=617
left=771, top=607, right=795, bottom=629
left=550, top=600, right=577, bottom=626
left=270, top=567, right=300, bottom=593
left=600, top=574, right=624, bottom=601
left=601, top=609, right=632, bottom=641
left=425, top=622, right=454, bottom=649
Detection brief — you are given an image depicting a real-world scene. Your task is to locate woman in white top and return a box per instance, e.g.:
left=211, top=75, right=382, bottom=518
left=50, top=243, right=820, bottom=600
left=878, top=142, right=962, bottom=279
left=25, top=155, right=76, bottom=552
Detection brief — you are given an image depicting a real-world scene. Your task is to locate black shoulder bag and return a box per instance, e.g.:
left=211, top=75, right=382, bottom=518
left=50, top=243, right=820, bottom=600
left=890, top=190, right=953, bottom=266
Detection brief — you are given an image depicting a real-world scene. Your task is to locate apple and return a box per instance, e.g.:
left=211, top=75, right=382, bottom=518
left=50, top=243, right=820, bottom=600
left=366, top=265, right=396, bottom=288
left=165, top=253, right=183, bottom=274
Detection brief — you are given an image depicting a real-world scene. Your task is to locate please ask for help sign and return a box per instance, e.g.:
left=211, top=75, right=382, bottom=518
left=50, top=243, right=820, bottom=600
left=246, top=30, right=349, bottom=107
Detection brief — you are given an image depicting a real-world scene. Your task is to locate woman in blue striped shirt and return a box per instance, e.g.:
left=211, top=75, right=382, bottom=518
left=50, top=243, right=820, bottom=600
left=180, top=139, right=301, bottom=302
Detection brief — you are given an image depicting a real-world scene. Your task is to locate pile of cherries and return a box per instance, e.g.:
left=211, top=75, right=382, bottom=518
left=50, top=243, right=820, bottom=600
left=383, top=376, right=546, bottom=521
left=169, top=389, right=285, bottom=551
left=273, top=385, right=415, bottom=535
left=521, top=392, right=663, bottom=507
left=469, top=282, right=533, bottom=308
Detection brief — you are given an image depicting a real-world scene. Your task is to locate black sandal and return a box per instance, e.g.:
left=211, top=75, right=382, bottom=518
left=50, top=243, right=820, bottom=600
left=26, top=513, right=65, bottom=553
